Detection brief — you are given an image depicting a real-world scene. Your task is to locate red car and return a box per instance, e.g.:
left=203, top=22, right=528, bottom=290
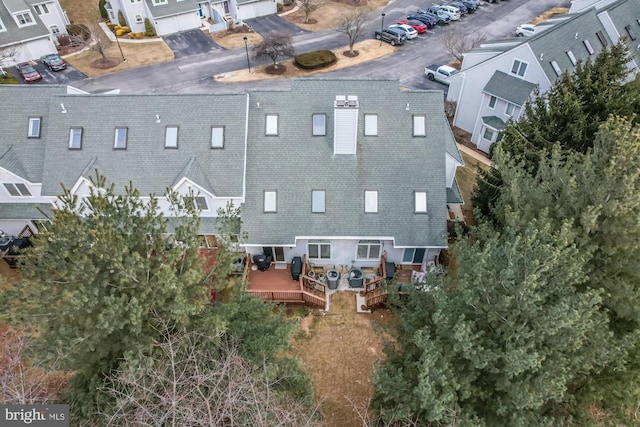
left=397, top=19, right=428, bottom=34
left=16, top=62, right=42, bottom=83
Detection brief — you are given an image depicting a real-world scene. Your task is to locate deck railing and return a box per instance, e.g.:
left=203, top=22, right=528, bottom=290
left=247, top=289, right=326, bottom=308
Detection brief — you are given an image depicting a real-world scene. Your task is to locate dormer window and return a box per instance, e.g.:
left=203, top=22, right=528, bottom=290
left=28, top=117, right=41, bottom=138
left=14, top=12, right=34, bottom=27
left=3, top=183, right=32, bottom=197
left=114, top=127, right=127, bottom=149
left=194, top=196, right=208, bottom=211
left=69, top=127, right=83, bottom=149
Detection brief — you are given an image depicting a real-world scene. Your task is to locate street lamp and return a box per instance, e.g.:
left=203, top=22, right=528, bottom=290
left=243, top=36, right=251, bottom=73
left=114, top=31, right=126, bottom=62
left=380, top=13, right=386, bottom=47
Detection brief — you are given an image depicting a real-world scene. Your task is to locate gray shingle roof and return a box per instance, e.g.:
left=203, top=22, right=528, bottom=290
left=483, top=70, right=537, bottom=106
left=241, top=79, right=449, bottom=248
left=482, top=116, right=506, bottom=130
left=40, top=92, right=248, bottom=197
left=143, top=0, right=199, bottom=19
left=0, top=202, right=52, bottom=219
left=0, top=85, right=67, bottom=183
left=0, top=0, right=50, bottom=47
left=446, top=179, right=463, bottom=204
left=600, top=0, right=640, bottom=66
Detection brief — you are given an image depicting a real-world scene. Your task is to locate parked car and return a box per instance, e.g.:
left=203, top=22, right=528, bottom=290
left=0, top=236, right=32, bottom=268
left=425, top=64, right=459, bottom=85
left=448, top=2, right=469, bottom=14
left=460, top=0, right=479, bottom=11
left=409, top=12, right=442, bottom=27
left=374, top=28, right=407, bottom=46
left=41, top=53, right=67, bottom=71
left=416, top=8, right=450, bottom=25
left=16, top=62, right=42, bottom=83
left=515, top=24, right=537, bottom=37
left=439, top=5, right=462, bottom=20
left=397, top=19, right=428, bottom=34
left=389, top=24, right=419, bottom=39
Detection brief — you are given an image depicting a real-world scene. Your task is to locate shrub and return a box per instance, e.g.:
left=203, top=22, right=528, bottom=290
left=277, top=3, right=283, bottom=12
left=121, top=26, right=130, bottom=33
left=136, top=32, right=144, bottom=39
left=115, top=28, right=126, bottom=37
left=0, top=73, right=20, bottom=85
left=106, top=21, right=113, bottom=27
left=294, top=50, right=337, bottom=70
left=117, top=10, right=127, bottom=27
left=144, top=18, right=157, bottom=37
left=67, top=23, right=90, bottom=41
left=98, top=0, right=108, bottom=19
left=113, top=25, right=120, bottom=31
left=128, top=32, right=135, bottom=39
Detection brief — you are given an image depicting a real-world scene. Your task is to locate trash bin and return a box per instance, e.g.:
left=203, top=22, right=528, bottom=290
left=291, top=256, right=302, bottom=280
left=348, top=269, right=364, bottom=288
left=326, top=270, right=340, bottom=290
left=385, top=262, right=396, bottom=280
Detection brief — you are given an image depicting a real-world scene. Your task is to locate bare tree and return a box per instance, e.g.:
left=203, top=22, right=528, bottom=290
left=0, top=327, right=68, bottom=404
left=101, top=323, right=320, bottom=426
left=298, top=0, right=321, bottom=24
left=336, top=7, right=371, bottom=56
left=440, top=28, right=486, bottom=63
left=85, top=21, right=112, bottom=60
left=252, top=31, right=294, bottom=69
left=0, top=46, right=17, bottom=75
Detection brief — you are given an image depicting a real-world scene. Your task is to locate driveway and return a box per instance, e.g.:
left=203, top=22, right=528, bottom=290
left=163, top=29, right=222, bottom=59
left=5, top=62, right=86, bottom=85
left=245, top=15, right=308, bottom=37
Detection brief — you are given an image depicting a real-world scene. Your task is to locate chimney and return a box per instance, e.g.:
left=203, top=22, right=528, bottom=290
left=334, top=95, right=359, bottom=155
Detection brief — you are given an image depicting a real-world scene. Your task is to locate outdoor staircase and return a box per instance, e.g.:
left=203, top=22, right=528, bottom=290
left=361, top=286, right=387, bottom=311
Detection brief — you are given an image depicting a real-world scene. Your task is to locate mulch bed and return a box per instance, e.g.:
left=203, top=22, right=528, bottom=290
left=90, top=57, right=121, bottom=69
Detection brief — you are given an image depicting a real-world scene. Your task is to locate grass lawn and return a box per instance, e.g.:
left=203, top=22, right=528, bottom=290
left=457, top=152, right=490, bottom=227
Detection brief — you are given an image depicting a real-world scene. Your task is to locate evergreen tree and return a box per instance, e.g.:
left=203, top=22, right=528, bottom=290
left=144, top=18, right=156, bottom=37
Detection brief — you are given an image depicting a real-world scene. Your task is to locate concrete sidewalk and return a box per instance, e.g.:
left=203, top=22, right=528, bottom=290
left=457, top=143, right=492, bottom=167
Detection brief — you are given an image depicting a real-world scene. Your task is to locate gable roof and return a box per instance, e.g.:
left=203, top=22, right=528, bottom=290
left=483, top=71, right=538, bottom=105
left=0, top=0, right=50, bottom=47
left=40, top=92, right=248, bottom=197
left=143, top=0, right=199, bottom=18
left=241, top=79, right=450, bottom=248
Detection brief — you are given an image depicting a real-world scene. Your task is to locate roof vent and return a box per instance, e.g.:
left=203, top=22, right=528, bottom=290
left=347, top=95, right=359, bottom=107
left=335, top=95, right=347, bottom=107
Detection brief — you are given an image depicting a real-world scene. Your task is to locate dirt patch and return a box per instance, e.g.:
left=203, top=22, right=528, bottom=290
left=530, top=7, right=569, bottom=25
left=282, top=0, right=388, bottom=32
left=90, top=56, right=121, bottom=69
left=216, top=39, right=394, bottom=82
left=287, top=292, right=396, bottom=427
left=63, top=42, right=174, bottom=78
left=209, top=27, right=263, bottom=49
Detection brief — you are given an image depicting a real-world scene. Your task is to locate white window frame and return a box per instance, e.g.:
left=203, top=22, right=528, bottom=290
left=364, top=190, right=378, bottom=213
left=596, top=30, right=608, bottom=47
left=403, top=248, right=426, bottom=264
left=154, top=0, right=168, bottom=5
left=584, top=39, right=595, bottom=55
left=356, top=240, right=381, bottom=260
left=482, top=126, right=497, bottom=142
left=364, top=114, right=378, bottom=136
left=413, top=115, right=426, bottom=137
left=211, top=126, right=224, bottom=148
left=312, top=114, right=326, bottom=136
left=550, top=60, right=562, bottom=77
left=311, top=190, right=325, bottom=213
left=28, top=117, right=41, bottom=138
left=625, top=25, right=637, bottom=41
left=3, top=182, right=32, bottom=197
left=566, top=50, right=577, bottom=66
left=69, top=127, right=83, bottom=149
left=510, top=59, right=528, bottom=78
left=194, top=196, right=208, bottom=211
left=505, top=103, right=515, bottom=117
left=488, top=95, right=497, bottom=109
left=165, top=126, right=178, bottom=148
left=308, top=240, right=331, bottom=260
left=114, top=127, right=127, bottom=149
left=414, top=191, right=427, bottom=213
left=14, top=12, right=34, bottom=27
left=265, top=114, right=278, bottom=136
left=264, top=190, right=277, bottom=212
left=135, top=14, right=143, bottom=23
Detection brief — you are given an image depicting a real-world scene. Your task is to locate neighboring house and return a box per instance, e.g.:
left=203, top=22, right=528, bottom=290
left=448, top=0, right=640, bottom=153
left=0, top=0, right=69, bottom=67
left=105, top=0, right=276, bottom=36
left=0, top=79, right=463, bottom=272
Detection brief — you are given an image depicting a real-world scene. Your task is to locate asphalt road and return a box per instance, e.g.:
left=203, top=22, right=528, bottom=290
left=71, top=0, right=569, bottom=94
